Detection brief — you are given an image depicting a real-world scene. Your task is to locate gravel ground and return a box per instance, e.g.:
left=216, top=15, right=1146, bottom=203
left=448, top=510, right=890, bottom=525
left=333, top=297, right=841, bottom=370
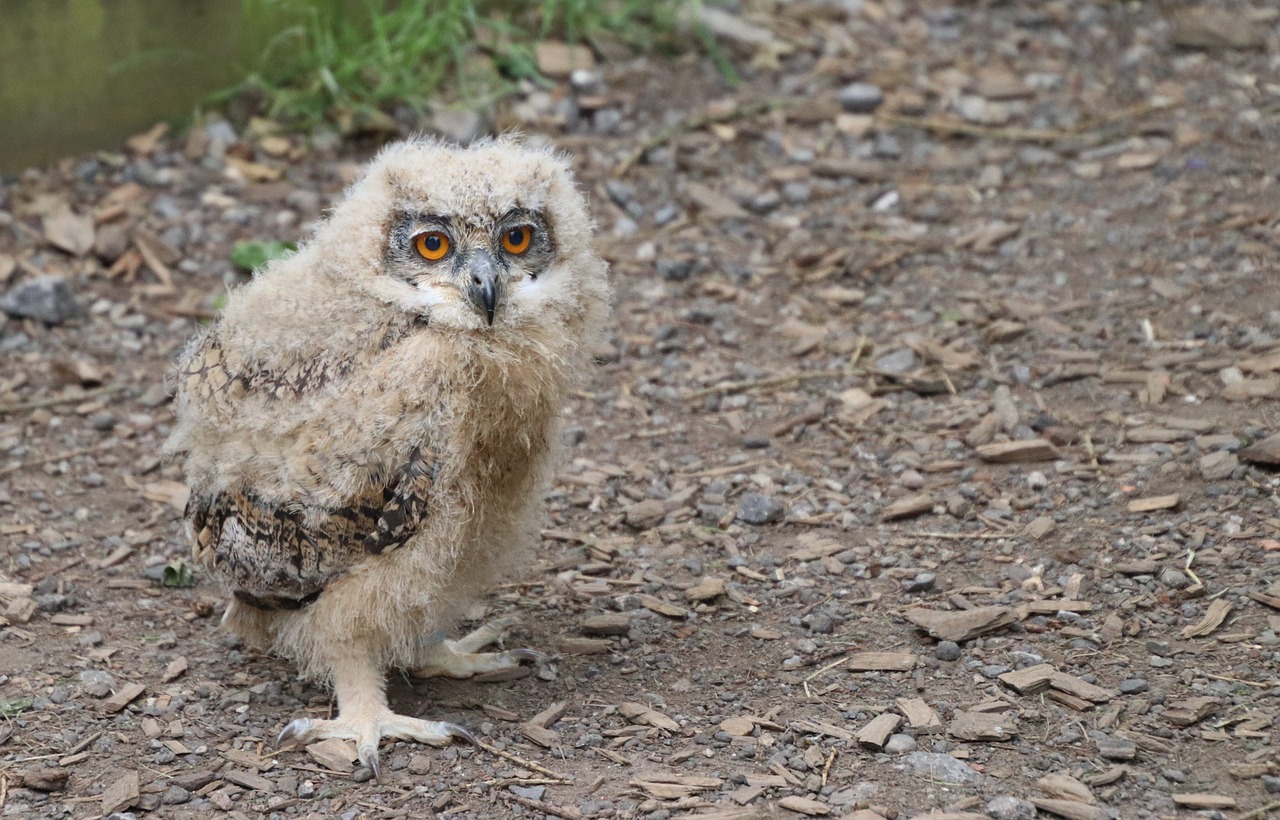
left=2, top=2, right=1280, bottom=818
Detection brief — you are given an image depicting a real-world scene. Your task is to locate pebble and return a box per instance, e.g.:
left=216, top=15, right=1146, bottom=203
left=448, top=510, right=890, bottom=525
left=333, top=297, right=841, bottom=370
left=1118, top=678, right=1149, bottom=694
left=1262, top=774, right=1280, bottom=793
left=510, top=784, right=545, bottom=800
left=78, top=669, right=116, bottom=698
left=736, top=493, right=787, bottom=525
left=884, top=733, right=916, bottom=754
left=874, top=348, right=917, bottom=374
left=902, top=572, right=936, bottom=593
left=1, top=275, right=81, bottom=324
left=987, top=795, right=1037, bottom=820
left=905, top=751, right=983, bottom=783
left=1199, top=450, right=1237, bottom=480
left=935, top=641, right=961, bottom=661
left=837, top=82, right=885, bottom=113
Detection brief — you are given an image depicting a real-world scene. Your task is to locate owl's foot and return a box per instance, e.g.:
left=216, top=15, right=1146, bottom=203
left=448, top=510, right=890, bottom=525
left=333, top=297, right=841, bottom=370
left=411, top=616, right=543, bottom=679
left=277, top=710, right=473, bottom=779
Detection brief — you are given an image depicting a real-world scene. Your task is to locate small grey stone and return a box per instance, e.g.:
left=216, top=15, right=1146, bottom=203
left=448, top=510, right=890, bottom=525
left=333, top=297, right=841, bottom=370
left=162, top=785, right=192, bottom=805
left=35, top=593, right=68, bottom=612
left=1158, top=568, right=1189, bottom=589
left=657, top=256, right=696, bottom=281
left=803, top=612, right=835, bottom=634
left=1118, top=678, right=1149, bottom=694
left=2, top=275, right=81, bottom=324
left=902, top=572, right=936, bottom=593
left=593, top=108, right=623, bottom=135
left=297, top=780, right=316, bottom=798
left=885, top=733, right=917, bottom=754
left=906, top=751, right=984, bottom=783
left=987, top=795, right=1037, bottom=820
left=351, top=766, right=375, bottom=783
left=510, top=784, right=545, bottom=800
left=1199, top=450, right=1237, bottom=481
left=935, top=641, right=962, bottom=661
left=1262, top=774, right=1280, bottom=793
left=736, top=493, right=787, bottom=525
left=874, top=348, right=917, bottom=374
left=837, top=82, right=885, bottom=113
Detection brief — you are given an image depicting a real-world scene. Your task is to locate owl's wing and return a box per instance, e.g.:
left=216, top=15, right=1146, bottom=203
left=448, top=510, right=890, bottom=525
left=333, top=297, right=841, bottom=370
left=188, top=447, right=438, bottom=610
left=174, top=329, right=358, bottom=414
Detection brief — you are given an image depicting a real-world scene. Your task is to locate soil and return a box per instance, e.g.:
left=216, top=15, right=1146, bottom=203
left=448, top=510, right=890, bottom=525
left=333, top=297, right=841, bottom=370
left=2, top=2, right=1280, bottom=818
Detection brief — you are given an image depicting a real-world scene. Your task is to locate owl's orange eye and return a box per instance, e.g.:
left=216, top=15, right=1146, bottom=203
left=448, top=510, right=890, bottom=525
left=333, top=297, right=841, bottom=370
left=413, top=231, right=450, bottom=261
left=502, top=226, right=533, bottom=255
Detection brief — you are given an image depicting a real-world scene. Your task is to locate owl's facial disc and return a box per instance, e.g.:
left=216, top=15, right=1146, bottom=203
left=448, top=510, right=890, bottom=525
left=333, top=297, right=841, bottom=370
left=386, top=208, right=555, bottom=326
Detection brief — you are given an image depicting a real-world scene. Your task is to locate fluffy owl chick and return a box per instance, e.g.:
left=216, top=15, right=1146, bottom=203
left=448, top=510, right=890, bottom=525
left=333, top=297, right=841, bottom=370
left=165, top=137, right=610, bottom=775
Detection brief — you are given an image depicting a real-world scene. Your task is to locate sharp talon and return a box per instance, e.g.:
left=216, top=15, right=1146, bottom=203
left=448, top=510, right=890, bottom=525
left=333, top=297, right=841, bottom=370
left=444, top=722, right=477, bottom=745
left=358, top=744, right=381, bottom=781
left=512, top=648, right=544, bottom=663
left=277, top=718, right=312, bottom=747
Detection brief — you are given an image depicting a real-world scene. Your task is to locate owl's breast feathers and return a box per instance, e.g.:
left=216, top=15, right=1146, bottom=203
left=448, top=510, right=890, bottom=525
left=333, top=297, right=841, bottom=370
left=188, top=447, right=439, bottom=610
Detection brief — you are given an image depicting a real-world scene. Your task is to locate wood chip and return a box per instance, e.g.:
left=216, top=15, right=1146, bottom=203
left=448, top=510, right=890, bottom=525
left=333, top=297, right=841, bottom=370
left=789, top=719, right=855, bottom=741
left=856, top=713, right=901, bottom=749
left=0, top=582, right=34, bottom=599
left=631, top=773, right=722, bottom=799
left=224, top=769, right=273, bottom=791
left=949, top=711, right=1017, bottom=741
left=101, top=769, right=140, bottom=814
left=559, top=637, right=611, bottom=654
left=778, top=795, right=831, bottom=815
left=1029, top=798, right=1108, bottom=820
left=975, top=439, right=1057, bottom=463
left=1181, top=598, right=1233, bottom=638
left=305, top=737, right=356, bottom=772
left=1164, top=696, right=1219, bottom=726
left=1171, top=793, right=1236, bottom=809
left=904, top=606, right=1016, bottom=641
left=521, top=701, right=567, bottom=747
left=685, top=576, right=726, bottom=601
left=881, top=493, right=934, bottom=521
left=685, top=181, right=752, bottom=221
left=896, top=698, right=943, bottom=731
left=720, top=716, right=755, bottom=736
left=1025, top=600, right=1094, bottom=614
left=1127, top=494, right=1180, bottom=513
left=1025, top=516, right=1055, bottom=540
left=161, top=656, right=188, bottom=682
left=102, top=682, right=145, bottom=714
left=999, top=664, right=1116, bottom=702
left=618, top=702, right=679, bottom=731
left=637, top=593, right=689, bottom=619
left=846, top=651, right=917, bottom=672
left=44, top=205, right=96, bottom=256
left=1241, top=432, right=1280, bottom=465
left=1036, top=773, right=1096, bottom=804
left=581, top=613, right=631, bottom=635
left=521, top=723, right=560, bottom=748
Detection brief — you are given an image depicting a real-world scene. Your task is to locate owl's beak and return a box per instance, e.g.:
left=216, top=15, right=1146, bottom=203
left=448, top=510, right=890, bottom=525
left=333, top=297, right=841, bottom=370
left=464, top=249, right=502, bottom=326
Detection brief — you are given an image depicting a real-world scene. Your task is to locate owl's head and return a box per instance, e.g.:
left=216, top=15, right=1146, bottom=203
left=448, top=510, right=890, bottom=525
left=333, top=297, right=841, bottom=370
left=312, top=136, right=607, bottom=334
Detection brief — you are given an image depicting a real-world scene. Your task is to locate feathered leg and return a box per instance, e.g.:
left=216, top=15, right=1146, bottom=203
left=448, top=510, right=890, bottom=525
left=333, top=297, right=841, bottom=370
left=411, top=616, right=542, bottom=679
left=277, top=642, right=472, bottom=778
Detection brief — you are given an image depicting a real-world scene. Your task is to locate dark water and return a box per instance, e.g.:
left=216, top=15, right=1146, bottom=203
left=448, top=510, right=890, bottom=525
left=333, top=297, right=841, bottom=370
left=0, top=0, right=302, bottom=173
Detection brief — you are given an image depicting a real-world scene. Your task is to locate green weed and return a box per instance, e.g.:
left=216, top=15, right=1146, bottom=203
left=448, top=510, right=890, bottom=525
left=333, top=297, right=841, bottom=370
left=218, top=0, right=703, bottom=130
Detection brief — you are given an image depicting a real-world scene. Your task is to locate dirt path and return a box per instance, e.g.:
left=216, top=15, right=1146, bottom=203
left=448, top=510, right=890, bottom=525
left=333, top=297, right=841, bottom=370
left=2, top=2, right=1279, bottom=818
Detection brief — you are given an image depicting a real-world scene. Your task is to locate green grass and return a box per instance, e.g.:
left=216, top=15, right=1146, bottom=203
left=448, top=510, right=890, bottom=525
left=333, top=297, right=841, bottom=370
left=219, top=0, right=703, bottom=130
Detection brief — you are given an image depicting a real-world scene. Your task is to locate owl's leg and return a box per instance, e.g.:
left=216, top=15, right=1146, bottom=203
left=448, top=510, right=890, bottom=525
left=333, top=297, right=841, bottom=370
left=276, top=644, right=472, bottom=779
left=411, top=615, right=542, bottom=679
